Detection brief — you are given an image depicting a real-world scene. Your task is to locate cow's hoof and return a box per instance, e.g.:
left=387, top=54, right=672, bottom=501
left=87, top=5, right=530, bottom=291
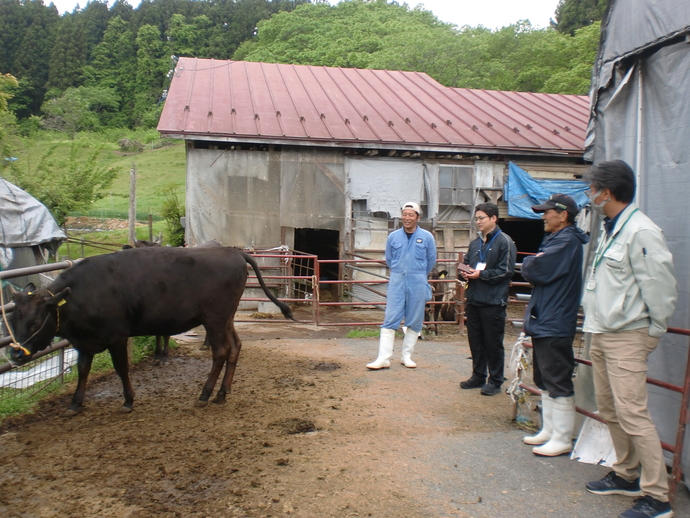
left=195, top=400, right=209, bottom=408
left=152, top=359, right=161, bottom=366
left=61, top=408, right=79, bottom=418
left=120, top=405, right=133, bottom=414
left=211, top=396, right=227, bottom=405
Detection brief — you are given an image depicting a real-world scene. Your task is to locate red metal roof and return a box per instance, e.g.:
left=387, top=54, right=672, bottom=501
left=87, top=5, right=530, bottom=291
left=158, top=58, right=590, bottom=156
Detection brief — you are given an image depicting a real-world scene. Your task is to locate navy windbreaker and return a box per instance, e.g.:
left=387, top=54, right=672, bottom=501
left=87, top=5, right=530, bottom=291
left=521, top=225, right=589, bottom=338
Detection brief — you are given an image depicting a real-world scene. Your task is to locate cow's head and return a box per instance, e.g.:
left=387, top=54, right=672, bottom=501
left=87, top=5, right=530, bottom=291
left=7, top=283, right=71, bottom=364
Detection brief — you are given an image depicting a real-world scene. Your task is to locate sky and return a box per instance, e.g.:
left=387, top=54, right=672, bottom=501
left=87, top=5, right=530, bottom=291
left=48, top=0, right=562, bottom=31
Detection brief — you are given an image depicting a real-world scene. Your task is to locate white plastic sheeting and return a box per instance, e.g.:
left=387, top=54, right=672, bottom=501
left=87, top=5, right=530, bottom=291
left=345, top=157, right=424, bottom=217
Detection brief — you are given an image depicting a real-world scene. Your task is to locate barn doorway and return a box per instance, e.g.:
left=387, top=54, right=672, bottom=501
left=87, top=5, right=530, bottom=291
left=294, top=228, right=340, bottom=282
left=499, top=219, right=545, bottom=256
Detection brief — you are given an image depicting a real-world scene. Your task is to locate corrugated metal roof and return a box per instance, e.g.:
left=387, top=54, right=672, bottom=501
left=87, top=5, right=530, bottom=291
left=158, top=58, right=589, bottom=156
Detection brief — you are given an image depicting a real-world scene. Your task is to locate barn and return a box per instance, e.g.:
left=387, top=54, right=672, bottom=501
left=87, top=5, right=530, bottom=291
left=157, top=59, right=590, bottom=285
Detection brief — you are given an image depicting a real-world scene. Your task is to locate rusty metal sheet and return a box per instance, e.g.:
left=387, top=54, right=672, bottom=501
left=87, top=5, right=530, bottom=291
left=158, top=58, right=588, bottom=155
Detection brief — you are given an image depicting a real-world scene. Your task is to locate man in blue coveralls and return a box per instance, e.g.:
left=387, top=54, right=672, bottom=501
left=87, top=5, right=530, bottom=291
left=367, top=202, right=437, bottom=370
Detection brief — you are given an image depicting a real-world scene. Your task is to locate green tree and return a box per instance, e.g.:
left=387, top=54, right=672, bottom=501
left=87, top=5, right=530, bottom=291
left=553, top=0, right=607, bottom=35
left=47, top=14, right=88, bottom=92
left=86, top=16, right=136, bottom=126
left=6, top=143, right=117, bottom=226
left=10, top=1, right=60, bottom=118
left=134, top=24, right=168, bottom=126
left=0, top=73, right=19, bottom=173
left=41, top=86, right=120, bottom=137
left=160, top=185, right=185, bottom=246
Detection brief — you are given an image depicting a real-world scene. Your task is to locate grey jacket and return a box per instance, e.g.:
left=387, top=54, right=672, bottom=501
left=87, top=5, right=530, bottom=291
left=582, top=204, right=677, bottom=337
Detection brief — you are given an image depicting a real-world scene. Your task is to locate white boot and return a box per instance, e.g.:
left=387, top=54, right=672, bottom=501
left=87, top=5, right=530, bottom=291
left=401, top=328, right=418, bottom=368
left=367, top=328, right=395, bottom=369
left=532, top=396, right=575, bottom=456
left=524, top=392, right=553, bottom=445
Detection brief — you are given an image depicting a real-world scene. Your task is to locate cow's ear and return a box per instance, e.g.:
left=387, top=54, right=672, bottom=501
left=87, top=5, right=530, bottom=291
left=23, top=283, right=37, bottom=294
left=9, top=284, right=20, bottom=301
left=46, top=287, right=71, bottom=307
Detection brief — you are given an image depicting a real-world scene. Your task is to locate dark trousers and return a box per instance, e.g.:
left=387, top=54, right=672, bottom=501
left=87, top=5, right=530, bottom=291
left=465, top=304, right=506, bottom=387
left=532, top=336, right=576, bottom=398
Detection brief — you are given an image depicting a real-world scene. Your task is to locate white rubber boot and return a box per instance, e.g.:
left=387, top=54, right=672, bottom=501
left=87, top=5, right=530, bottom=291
left=532, top=396, right=575, bottom=456
left=401, top=328, right=418, bottom=368
left=366, top=328, right=395, bottom=369
left=524, top=392, right=553, bottom=445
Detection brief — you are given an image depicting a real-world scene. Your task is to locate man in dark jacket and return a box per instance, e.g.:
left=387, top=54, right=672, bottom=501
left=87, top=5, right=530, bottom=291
left=521, top=193, right=589, bottom=456
left=460, top=202, right=517, bottom=396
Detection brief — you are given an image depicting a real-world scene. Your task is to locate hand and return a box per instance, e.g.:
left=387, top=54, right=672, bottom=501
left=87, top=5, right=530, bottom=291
left=461, top=269, right=481, bottom=280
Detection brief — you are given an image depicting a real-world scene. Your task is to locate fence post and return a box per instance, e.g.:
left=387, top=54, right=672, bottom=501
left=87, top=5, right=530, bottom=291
left=58, top=347, right=65, bottom=385
left=128, top=164, right=137, bottom=246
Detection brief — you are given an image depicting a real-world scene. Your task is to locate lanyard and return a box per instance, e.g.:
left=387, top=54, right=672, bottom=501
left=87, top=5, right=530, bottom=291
left=593, top=208, right=638, bottom=271
left=479, top=230, right=502, bottom=262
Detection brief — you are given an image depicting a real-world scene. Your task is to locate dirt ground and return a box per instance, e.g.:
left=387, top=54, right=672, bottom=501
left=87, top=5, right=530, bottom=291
left=0, top=308, right=688, bottom=518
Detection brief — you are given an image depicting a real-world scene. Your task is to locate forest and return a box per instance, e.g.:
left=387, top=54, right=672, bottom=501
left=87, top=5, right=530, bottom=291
left=0, top=0, right=605, bottom=229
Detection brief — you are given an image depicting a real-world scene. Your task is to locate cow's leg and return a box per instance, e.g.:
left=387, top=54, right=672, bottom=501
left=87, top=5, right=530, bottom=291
left=213, top=326, right=242, bottom=404
left=197, top=327, right=229, bottom=406
left=109, top=343, right=135, bottom=413
left=153, top=336, right=170, bottom=364
left=63, top=350, right=94, bottom=417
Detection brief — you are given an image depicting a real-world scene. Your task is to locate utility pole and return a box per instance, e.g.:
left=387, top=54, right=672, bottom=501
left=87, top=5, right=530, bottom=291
left=128, top=164, right=137, bottom=246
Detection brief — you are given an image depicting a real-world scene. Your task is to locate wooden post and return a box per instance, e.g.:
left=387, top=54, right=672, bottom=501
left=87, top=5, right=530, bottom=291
left=148, top=213, right=153, bottom=242
left=63, top=224, right=71, bottom=259
left=128, top=164, right=137, bottom=246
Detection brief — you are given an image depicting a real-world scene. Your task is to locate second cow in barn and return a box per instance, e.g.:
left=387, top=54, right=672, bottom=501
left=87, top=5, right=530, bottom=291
left=425, top=268, right=456, bottom=334
left=8, top=246, right=293, bottom=416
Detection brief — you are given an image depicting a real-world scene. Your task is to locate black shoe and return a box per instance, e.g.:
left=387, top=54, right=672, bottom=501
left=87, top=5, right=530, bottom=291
left=619, top=496, right=673, bottom=518
left=460, top=377, right=484, bottom=389
left=586, top=471, right=642, bottom=496
left=480, top=383, right=502, bottom=396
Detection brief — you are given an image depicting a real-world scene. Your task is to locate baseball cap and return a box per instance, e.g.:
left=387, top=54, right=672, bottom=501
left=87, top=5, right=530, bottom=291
left=531, top=193, right=579, bottom=216
left=402, top=201, right=421, bottom=215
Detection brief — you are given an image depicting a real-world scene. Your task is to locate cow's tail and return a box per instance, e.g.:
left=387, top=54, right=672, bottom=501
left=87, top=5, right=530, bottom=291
left=242, top=252, right=295, bottom=321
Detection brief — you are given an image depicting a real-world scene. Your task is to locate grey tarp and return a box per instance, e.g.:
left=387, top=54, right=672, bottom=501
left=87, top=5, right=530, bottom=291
left=584, top=0, right=690, bottom=486
left=0, top=178, right=65, bottom=268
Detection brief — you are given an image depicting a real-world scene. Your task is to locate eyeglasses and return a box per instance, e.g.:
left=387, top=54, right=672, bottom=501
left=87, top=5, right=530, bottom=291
left=474, top=215, right=488, bottom=222
left=584, top=189, right=597, bottom=198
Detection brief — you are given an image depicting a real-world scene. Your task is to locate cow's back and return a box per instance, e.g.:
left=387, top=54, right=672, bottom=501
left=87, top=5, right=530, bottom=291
left=51, top=247, right=248, bottom=340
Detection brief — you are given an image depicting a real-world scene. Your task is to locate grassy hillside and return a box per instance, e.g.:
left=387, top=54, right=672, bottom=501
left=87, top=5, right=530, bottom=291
left=10, top=130, right=186, bottom=220
left=6, top=130, right=187, bottom=257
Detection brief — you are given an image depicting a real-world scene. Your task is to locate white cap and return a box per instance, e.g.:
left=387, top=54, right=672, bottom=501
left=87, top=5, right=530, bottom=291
left=402, top=201, right=421, bottom=215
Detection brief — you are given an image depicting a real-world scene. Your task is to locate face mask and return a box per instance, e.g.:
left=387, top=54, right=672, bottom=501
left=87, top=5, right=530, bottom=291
left=588, top=190, right=608, bottom=215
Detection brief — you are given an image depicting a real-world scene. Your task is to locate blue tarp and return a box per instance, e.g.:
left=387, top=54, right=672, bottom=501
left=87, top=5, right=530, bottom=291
left=505, top=162, right=589, bottom=219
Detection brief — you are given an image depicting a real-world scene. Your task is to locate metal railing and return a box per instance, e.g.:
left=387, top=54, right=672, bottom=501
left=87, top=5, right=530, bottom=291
left=516, top=328, right=690, bottom=501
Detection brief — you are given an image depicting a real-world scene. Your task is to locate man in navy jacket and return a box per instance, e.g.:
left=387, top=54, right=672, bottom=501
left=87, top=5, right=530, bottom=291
left=460, top=203, right=516, bottom=396
left=521, top=193, right=589, bottom=456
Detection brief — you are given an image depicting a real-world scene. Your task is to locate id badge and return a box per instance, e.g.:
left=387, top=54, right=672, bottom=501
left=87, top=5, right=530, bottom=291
left=586, top=275, right=596, bottom=291
left=475, top=262, right=487, bottom=271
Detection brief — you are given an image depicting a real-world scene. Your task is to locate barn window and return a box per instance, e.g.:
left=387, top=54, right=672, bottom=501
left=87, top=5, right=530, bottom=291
left=439, top=165, right=473, bottom=208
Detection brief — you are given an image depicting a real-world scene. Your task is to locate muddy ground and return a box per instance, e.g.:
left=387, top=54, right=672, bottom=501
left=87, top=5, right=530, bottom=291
left=0, top=308, right=688, bottom=518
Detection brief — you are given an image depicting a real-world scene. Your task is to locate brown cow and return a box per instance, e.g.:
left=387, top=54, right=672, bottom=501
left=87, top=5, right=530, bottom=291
left=8, top=246, right=293, bottom=416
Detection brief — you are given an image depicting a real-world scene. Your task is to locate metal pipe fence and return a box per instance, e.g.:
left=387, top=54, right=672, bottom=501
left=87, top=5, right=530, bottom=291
left=516, top=326, right=690, bottom=501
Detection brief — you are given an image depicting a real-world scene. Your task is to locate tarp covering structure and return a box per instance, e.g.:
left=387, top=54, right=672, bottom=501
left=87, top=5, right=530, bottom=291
left=504, top=162, right=588, bottom=219
left=583, top=0, right=690, bottom=486
left=0, top=178, right=65, bottom=270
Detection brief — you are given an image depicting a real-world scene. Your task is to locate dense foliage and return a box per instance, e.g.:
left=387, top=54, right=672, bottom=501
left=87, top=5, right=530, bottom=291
left=236, top=0, right=600, bottom=95
left=553, top=0, right=608, bottom=36
left=0, top=0, right=307, bottom=127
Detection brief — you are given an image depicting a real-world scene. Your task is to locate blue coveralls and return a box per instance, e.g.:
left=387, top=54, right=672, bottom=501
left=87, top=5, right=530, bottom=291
left=381, top=226, right=437, bottom=333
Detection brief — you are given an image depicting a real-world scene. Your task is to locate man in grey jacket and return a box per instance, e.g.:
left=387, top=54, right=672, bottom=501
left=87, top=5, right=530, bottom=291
left=582, top=160, right=677, bottom=518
